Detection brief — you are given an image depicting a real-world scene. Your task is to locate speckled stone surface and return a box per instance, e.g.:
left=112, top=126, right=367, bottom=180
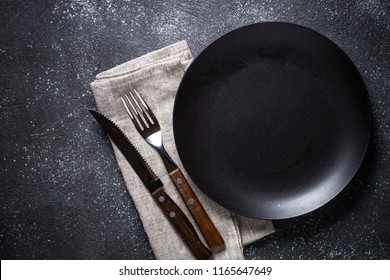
left=0, top=0, right=389, bottom=259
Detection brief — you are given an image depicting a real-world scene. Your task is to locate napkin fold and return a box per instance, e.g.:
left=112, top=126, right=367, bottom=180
left=90, top=41, right=274, bottom=260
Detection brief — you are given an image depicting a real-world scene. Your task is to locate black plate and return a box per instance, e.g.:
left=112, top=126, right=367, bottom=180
left=173, top=22, right=371, bottom=219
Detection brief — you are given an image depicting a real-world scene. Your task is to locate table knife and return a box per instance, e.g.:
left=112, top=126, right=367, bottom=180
left=89, top=110, right=212, bottom=260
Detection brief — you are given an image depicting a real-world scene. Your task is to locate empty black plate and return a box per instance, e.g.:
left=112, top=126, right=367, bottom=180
left=172, top=22, right=371, bottom=219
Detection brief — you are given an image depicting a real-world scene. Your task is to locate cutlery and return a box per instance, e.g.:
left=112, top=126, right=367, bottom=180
left=121, top=90, right=225, bottom=250
left=89, top=110, right=212, bottom=260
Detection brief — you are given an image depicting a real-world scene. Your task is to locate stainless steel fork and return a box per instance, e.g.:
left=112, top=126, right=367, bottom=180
left=121, top=89, right=224, bottom=250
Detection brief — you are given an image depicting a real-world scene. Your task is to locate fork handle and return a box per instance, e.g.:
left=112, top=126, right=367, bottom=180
left=169, top=168, right=225, bottom=249
left=152, top=187, right=212, bottom=260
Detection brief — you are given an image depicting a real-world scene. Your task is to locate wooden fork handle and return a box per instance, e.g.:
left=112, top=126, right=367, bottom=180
left=152, top=187, right=212, bottom=260
left=169, top=168, right=225, bottom=249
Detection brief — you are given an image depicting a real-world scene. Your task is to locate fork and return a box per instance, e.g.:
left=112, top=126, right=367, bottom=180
left=121, top=89, right=225, bottom=250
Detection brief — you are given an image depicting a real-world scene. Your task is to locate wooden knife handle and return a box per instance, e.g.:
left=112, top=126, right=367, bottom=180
left=169, top=168, right=225, bottom=249
left=152, top=187, right=212, bottom=260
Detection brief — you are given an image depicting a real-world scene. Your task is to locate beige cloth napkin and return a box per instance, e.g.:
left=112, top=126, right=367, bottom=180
left=90, top=41, right=274, bottom=260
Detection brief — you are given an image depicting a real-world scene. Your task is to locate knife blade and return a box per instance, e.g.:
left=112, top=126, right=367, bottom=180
left=89, top=110, right=212, bottom=260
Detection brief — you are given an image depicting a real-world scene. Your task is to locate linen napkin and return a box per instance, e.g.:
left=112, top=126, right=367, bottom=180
left=90, top=40, right=274, bottom=260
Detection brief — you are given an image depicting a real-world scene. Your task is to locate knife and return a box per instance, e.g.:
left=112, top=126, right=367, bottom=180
left=89, top=110, right=212, bottom=260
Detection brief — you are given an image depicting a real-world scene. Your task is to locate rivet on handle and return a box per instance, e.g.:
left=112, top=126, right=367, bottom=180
left=187, top=198, right=195, bottom=205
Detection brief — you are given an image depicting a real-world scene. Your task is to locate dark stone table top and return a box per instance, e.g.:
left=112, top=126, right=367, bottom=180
left=1, top=0, right=389, bottom=259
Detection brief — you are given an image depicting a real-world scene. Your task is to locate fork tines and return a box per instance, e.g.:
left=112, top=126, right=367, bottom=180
left=121, top=89, right=157, bottom=131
